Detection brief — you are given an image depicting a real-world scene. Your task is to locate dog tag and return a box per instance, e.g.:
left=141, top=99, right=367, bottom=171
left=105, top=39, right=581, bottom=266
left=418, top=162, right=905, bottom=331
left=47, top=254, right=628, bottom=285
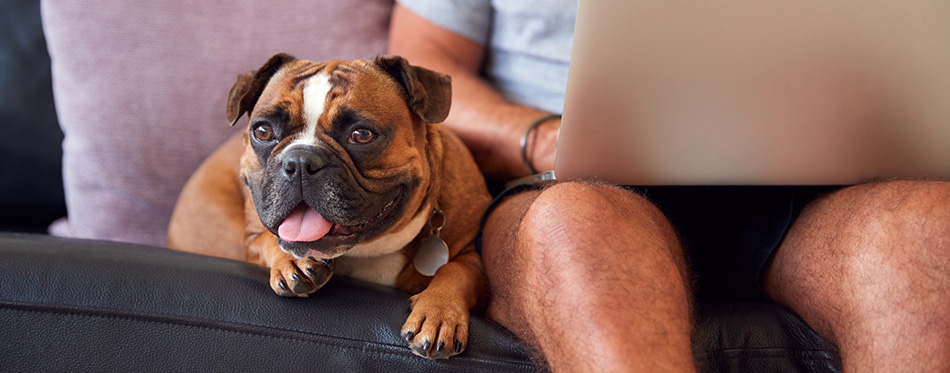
left=414, top=206, right=449, bottom=276
left=415, top=235, right=449, bottom=276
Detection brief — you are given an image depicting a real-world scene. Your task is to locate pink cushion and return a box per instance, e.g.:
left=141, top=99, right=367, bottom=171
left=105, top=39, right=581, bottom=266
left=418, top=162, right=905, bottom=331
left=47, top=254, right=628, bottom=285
left=43, top=0, right=393, bottom=246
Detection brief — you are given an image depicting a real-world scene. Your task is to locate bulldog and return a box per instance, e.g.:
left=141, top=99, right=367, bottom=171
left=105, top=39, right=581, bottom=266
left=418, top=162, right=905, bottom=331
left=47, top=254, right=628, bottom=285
left=168, top=54, right=491, bottom=359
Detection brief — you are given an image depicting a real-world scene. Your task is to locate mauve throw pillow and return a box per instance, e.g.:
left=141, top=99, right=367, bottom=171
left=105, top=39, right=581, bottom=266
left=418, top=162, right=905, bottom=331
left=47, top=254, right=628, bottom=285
left=43, top=0, right=393, bottom=247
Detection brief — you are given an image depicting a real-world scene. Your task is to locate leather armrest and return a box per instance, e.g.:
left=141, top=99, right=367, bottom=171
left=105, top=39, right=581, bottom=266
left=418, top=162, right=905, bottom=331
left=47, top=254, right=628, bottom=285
left=0, top=233, right=840, bottom=372
left=0, top=233, right=534, bottom=371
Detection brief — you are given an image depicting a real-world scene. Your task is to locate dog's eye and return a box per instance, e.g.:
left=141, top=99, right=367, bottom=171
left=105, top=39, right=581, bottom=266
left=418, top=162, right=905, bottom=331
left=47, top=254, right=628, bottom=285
left=253, top=124, right=275, bottom=142
left=348, top=128, right=377, bottom=144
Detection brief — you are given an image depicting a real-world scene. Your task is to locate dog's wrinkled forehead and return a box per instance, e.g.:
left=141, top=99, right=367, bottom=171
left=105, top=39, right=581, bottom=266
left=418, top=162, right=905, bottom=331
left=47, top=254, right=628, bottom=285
left=254, top=60, right=402, bottom=148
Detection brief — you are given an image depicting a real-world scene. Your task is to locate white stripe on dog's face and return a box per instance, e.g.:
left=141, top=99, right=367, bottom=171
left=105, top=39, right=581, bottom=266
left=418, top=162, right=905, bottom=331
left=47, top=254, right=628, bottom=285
left=296, top=72, right=333, bottom=146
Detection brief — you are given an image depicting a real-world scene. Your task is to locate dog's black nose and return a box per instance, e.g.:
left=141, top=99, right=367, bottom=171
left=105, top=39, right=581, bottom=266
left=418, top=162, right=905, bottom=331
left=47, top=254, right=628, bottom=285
left=281, top=148, right=325, bottom=181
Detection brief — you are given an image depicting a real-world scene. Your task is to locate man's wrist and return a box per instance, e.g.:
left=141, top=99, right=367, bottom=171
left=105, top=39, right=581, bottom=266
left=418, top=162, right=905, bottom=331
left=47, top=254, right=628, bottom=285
left=520, top=113, right=561, bottom=175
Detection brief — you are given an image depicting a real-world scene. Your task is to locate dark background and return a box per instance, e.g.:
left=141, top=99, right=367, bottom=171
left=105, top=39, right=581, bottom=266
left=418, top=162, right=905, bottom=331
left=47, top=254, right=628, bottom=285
left=0, top=0, right=67, bottom=232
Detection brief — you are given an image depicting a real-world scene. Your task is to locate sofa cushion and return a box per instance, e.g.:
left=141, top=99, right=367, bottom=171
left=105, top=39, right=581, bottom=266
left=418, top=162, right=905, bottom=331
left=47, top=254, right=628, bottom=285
left=42, top=0, right=393, bottom=246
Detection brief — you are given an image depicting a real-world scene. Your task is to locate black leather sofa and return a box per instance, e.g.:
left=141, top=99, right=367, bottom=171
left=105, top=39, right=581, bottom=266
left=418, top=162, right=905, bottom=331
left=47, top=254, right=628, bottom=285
left=0, top=0, right=842, bottom=371
left=0, top=233, right=535, bottom=372
left=0, top=233, right=841, bottom=371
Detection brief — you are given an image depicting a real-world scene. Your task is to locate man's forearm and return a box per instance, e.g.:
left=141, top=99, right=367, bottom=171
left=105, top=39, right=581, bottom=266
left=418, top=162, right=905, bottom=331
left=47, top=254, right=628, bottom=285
left=388, top=4, right=558, bottom=182
left=417, top=54, right=553, bottom=181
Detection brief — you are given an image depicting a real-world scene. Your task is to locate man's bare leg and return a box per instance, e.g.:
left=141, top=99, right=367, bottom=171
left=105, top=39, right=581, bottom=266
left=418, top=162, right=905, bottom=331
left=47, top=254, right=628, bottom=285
left=481, top=181, right=695, bottom=372
left=766, top=181, right=950, bottom=371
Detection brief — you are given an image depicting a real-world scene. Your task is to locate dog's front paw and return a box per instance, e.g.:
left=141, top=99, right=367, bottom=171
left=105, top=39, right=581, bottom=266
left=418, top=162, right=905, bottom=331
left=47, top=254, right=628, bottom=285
left=269, top=254, right=333, bottom=297
left=400, top=292, right=470, bottom=359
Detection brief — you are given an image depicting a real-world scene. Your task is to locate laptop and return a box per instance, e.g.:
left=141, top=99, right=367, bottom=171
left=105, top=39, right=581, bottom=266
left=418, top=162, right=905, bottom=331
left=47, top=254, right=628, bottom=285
left=554, top=0, right=950, bottom=185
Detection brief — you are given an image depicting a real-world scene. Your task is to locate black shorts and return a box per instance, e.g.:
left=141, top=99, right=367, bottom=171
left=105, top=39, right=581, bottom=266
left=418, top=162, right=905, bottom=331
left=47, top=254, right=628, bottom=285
left=478, top=183, right=840, bottom=301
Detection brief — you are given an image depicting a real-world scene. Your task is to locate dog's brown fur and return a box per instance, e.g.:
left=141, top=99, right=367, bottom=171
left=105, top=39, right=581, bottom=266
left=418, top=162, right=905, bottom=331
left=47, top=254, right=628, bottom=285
left=169, top=54, right=491, bottom=359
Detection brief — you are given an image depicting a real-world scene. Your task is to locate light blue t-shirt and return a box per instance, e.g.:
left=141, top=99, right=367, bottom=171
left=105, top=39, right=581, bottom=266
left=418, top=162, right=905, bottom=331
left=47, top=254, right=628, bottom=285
left=397, top=0, right=578, bottom=114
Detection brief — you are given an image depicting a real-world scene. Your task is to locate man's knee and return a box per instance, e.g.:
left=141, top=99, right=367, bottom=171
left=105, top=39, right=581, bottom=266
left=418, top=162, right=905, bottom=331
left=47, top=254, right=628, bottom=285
left=510, top=180, right=686, bottom=283
left=519, top=180, right=671, bottom=244
left=482, top=180, right=681, bottom=262
left=828, top=180, right=950, bottom=255
left=482, top=181, right=695, bottom=370
left=779, top=180, right=950, bottom=367
left=773, top=180, right=950, bottom=310
left=779, top=180, right=950, bottom=285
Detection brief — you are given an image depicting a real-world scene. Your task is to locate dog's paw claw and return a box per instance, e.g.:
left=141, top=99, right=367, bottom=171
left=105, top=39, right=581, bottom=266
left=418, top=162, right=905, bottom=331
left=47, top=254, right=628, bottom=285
left=270, top=255, right=333, bottom=297
left=402, top=330, right=415, bottom=343
left=410, top=339, right=432, bottom=357
left=401, top=294, right=469, bottom=359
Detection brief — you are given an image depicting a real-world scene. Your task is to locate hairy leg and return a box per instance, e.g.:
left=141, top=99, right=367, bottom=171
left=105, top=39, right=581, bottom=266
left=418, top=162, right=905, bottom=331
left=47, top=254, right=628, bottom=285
left=765, top=180, right=950, bottom=371
left=481, top=181, right=694, bottom=372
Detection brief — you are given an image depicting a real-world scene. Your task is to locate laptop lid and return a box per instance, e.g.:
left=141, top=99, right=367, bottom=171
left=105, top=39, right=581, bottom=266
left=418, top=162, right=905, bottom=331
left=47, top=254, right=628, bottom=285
left=555, top=0, right=950, bottom=185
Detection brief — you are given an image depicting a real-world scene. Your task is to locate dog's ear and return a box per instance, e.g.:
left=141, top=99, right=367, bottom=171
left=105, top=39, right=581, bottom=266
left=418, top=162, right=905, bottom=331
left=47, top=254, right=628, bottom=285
left=227, top=53, right=296, bottom=127
left=374, top=55, right=452, bottom=124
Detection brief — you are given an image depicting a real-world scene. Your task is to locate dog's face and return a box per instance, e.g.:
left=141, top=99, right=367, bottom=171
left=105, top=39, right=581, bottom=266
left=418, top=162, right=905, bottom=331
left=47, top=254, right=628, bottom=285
left=227, top=55, right=451, bottom=260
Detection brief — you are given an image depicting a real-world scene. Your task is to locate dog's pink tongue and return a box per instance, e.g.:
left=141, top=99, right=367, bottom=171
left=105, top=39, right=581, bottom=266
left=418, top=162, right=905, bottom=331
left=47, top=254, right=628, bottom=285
left=278, top=205, right=333, bottom=242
